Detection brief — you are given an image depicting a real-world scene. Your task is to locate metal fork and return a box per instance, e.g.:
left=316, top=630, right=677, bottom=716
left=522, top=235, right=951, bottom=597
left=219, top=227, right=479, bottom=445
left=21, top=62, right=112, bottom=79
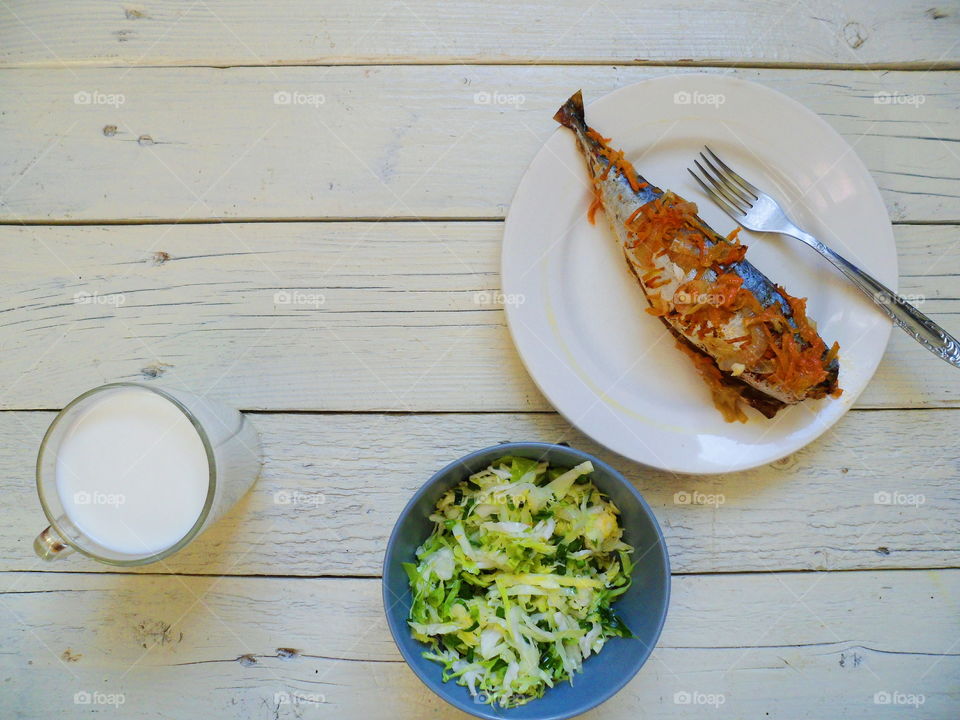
left=688, top=146, right=960, bottom=368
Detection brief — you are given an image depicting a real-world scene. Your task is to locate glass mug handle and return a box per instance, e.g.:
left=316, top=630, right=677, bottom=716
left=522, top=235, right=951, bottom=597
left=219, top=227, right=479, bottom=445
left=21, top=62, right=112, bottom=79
left=34, top=525, right=74, bottom=560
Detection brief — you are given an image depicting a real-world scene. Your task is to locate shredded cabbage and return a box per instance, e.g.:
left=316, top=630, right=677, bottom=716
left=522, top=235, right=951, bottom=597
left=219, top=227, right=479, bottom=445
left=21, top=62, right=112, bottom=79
left=404, top=455, right=635, bottom=708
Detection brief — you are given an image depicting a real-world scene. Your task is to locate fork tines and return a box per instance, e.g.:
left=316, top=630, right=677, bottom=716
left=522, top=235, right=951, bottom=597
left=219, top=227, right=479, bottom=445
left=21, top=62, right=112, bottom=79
left=687, top=146, right=759, bottom=220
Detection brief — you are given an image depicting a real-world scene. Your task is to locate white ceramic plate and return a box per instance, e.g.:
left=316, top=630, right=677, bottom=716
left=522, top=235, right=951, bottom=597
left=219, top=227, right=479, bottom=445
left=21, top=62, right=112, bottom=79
left=502, top=74, right=896, bottom=474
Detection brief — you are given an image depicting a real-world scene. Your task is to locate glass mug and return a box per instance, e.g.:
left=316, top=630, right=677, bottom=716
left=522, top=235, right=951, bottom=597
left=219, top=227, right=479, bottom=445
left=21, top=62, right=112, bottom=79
left=34, top=383, right=262, bottom=566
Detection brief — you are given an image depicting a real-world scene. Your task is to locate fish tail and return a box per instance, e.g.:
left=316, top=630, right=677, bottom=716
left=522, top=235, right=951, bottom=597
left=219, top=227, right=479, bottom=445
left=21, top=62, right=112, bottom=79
left=553, top=90, right=586, bottom=130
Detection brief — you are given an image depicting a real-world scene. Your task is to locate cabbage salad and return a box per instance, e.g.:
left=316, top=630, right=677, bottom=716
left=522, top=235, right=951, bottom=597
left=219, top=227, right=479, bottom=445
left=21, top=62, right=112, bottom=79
left=404, top=455, right=635, bottom=708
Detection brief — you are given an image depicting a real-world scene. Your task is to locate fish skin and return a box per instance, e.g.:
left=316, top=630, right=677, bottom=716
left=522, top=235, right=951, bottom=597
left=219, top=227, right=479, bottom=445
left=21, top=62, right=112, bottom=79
left=554, top=90, right=839, bottom=411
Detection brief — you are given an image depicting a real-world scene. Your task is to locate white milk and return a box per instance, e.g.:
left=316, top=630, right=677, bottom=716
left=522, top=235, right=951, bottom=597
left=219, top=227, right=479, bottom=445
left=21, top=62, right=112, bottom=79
left=54, top=387, right=210, bottom=556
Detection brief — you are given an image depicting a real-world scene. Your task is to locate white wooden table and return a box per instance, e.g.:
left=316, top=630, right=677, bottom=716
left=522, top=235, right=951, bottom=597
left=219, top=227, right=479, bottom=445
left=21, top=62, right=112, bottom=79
left=2, top=2, right=959, bottom=717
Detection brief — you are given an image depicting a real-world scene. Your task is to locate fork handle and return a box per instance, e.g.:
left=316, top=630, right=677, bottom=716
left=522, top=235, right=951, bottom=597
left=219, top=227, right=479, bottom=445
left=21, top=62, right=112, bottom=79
left=793, top=231, right=960, bottom=367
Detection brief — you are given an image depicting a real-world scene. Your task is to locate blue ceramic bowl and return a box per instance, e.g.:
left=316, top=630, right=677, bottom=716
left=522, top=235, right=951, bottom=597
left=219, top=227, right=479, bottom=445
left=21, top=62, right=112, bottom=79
left=383, top=442, right=671, bottom=720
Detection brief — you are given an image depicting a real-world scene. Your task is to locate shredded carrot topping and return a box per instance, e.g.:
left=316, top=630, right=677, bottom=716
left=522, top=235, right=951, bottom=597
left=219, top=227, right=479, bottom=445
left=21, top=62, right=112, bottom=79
left=579, top=122, right=840, bottom=419
left=586, top=184, right=603, bottom=225
left=597, top=145, right=642, bottom=192
left=586, top=129, right=611, bottom=144
left=621, top=189, right=839, bottom=412
left=586, top=129, right=644, bottom=193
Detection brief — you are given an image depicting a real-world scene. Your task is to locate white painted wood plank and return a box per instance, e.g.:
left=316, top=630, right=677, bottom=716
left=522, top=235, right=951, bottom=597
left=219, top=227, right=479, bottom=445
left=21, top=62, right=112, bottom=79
left=4, top=408, right=959, bottom=575
left=2, top=570, right=958, bottom=717
left=0, top=222, right=957, bottom=411
left=1, top=67, right=957, bottom=222
left=1, top=1, right=958, bottom=68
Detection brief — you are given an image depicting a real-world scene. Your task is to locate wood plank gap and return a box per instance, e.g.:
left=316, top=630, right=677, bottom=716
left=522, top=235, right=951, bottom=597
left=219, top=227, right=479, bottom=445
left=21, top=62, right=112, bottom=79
left=6, top=565, right=958, bottom=581
left=0, top=217, right=507, bottom=227
left=3, top=60, right=960, bottom=71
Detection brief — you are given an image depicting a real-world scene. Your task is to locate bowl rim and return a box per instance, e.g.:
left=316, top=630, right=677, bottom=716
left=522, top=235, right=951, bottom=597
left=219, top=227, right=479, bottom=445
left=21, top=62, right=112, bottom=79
left=382, top=441, right=671, bottom=720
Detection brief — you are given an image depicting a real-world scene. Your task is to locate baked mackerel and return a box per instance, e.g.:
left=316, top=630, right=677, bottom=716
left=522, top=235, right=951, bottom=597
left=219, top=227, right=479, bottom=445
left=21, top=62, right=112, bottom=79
left=555, top=90, right=840, bottom=422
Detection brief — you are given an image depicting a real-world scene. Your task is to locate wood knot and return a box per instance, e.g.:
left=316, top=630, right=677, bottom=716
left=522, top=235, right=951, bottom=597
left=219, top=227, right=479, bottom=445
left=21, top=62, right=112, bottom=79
left=843, top=21, right=867, bottom=49
left=771, top=454, right=798, bottom=471
left=140, top=362, right=172, bottom=379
